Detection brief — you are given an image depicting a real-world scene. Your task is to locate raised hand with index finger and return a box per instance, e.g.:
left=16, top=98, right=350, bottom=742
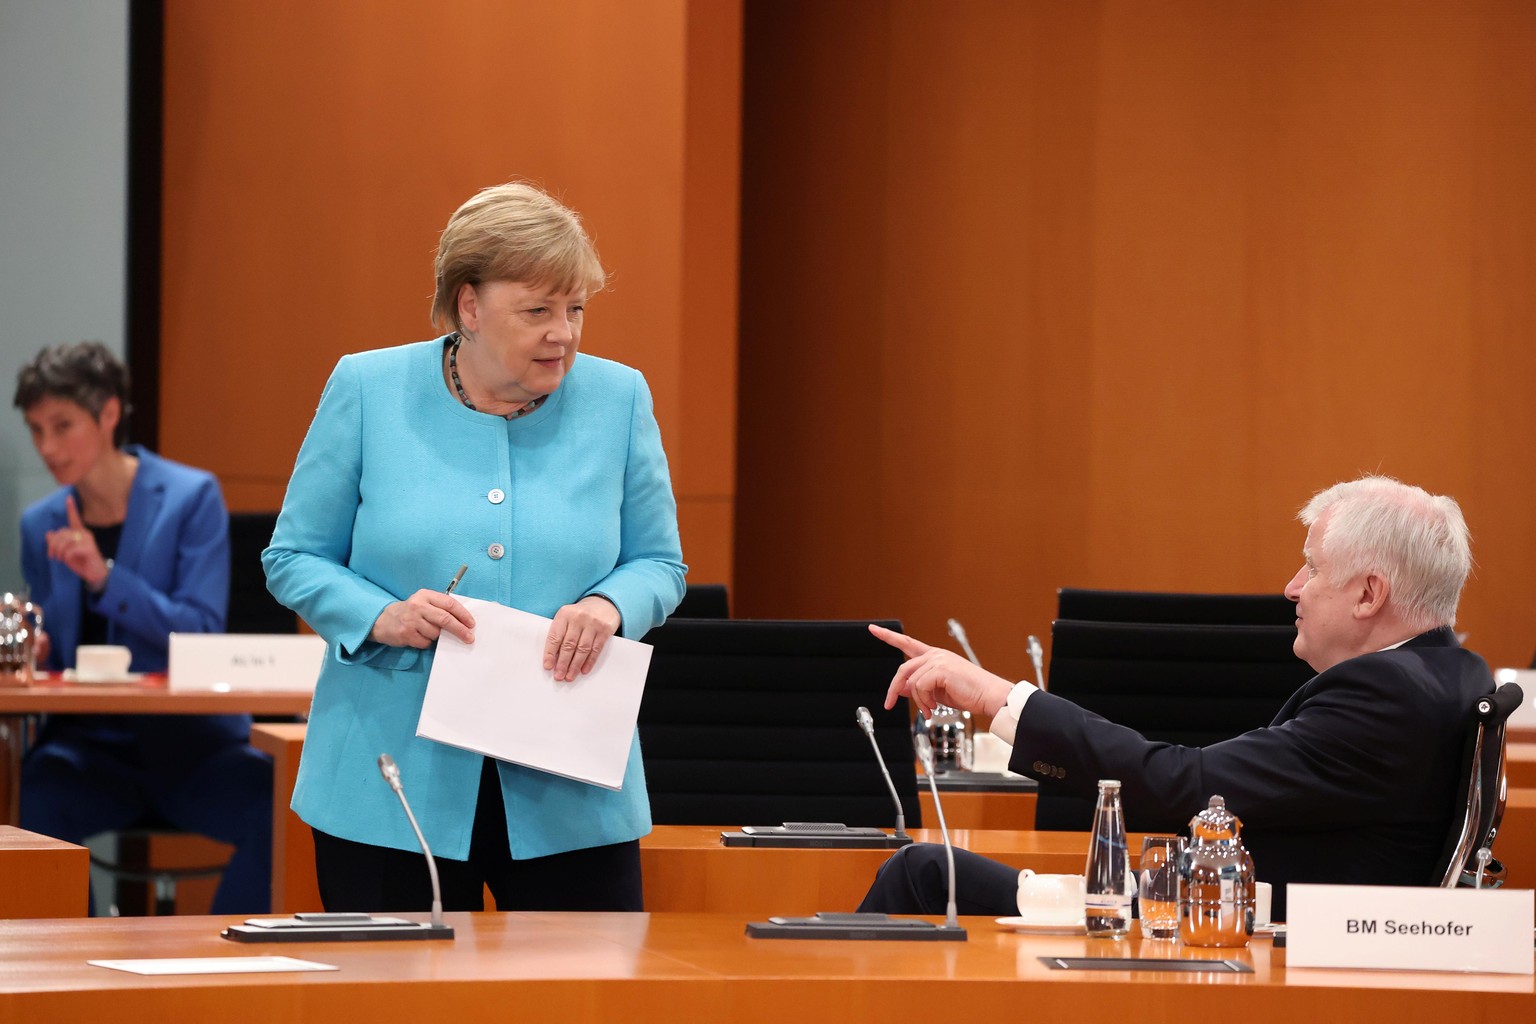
left=43, top=495, right=112, bottom=590
left=868, top=622, right=1015, bottom=718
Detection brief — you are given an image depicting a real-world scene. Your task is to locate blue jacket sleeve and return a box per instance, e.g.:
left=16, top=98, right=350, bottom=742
left=585, top=372, right=687, bottom=638
left=88, top=473, right=230, bottom=647
left=262, top=357, right=416, bottom=668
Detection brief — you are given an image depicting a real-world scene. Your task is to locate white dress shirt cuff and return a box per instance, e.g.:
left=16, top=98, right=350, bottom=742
left=987, top=680, right=1038, bottom=746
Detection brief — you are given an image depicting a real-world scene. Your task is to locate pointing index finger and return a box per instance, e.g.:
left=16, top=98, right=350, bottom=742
left=868, top=623, right=930, bottom=659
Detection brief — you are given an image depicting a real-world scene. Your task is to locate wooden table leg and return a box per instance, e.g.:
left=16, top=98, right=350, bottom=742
left=249, top=723, right=321, bottom=914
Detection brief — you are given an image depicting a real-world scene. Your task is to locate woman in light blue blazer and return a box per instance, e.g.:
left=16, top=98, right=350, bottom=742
left=264, top=182, right=686, bottom=913
left=14, top=341, right=272, bottom=914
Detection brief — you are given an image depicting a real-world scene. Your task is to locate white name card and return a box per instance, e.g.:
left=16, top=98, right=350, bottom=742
left=1287, top=884, right=1533, bottom=974
left=169, top=633, right=327, bottom=692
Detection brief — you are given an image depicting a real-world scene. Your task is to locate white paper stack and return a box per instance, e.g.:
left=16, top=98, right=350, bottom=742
left=416, top=598, right=653, bottom=790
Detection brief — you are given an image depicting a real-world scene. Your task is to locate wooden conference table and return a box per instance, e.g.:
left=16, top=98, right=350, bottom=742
left=0, top=826, right=87, bottom=918
left=253, top=723, right=1060, bottom=915
left=0, top=675, right=313, bottom=826
left=0, top=911, right=1530, bottom=1024
left=253, top=723, right=1536, bottom=915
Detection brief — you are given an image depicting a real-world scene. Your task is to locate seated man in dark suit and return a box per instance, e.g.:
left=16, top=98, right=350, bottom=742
left=858, top=476, right=1493, bottom=921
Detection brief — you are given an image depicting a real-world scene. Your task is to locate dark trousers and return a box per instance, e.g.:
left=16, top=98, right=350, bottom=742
left=856, top=843, right=1020, bottom=916
left=20, top=735, right=274, bottom=915
left=313, top=757, right=643, bottom=913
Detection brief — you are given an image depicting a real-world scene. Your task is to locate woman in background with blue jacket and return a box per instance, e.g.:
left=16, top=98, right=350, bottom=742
left=15, top=341, right=272, bottom=914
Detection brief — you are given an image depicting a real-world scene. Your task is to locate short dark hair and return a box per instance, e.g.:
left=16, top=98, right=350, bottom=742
left=13, top=341, right=132, bottom=446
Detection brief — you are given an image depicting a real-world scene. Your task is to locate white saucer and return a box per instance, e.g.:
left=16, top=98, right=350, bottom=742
left=62, top=670, right=144, bottom=684
left=996, top=916, right=1087, bottom=935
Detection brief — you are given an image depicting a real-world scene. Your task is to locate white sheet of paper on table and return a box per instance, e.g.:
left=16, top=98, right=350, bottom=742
left=88, top=956, right=338, bottom=975
left=416, top=597, right=653, bottom=790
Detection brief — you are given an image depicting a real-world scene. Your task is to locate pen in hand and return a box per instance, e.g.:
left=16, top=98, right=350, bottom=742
left=372, top=566, right=473, bottom=649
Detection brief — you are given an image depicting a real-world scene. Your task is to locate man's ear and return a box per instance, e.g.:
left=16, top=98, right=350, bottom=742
left=1354, top=571, right=1390, bottom=620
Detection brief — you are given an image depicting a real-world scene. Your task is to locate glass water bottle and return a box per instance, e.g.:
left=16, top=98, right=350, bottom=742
left=1084, top=779, right=1133, bottom=938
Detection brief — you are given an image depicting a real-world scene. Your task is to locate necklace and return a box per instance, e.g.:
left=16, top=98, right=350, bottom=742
left=448, top=333, right=543, bottom=418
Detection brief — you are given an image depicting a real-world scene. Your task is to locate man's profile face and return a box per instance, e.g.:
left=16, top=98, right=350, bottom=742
left=1282, top=512, right=1363, bottom=673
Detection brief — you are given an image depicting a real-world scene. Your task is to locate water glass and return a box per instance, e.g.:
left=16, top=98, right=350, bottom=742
left=1138, top=835, right=1183, bottom=940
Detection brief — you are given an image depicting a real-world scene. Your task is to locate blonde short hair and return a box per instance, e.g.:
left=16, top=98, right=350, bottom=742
left=431, top=182, right=607, bottom=334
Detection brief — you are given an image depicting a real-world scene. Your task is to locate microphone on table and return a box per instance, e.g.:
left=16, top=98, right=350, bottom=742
left=857, top=706, right=909, bottom=840
left=914, top=732, right=960, bottom=930
left=378, top=753, right=446, bottom=932
left=721, top=706, right=913, bottom=849
left=945, top=618, right=982, bottom=666
left=743, top=710, right=967, bottom=941
left=221, top=753, right=455, bottom=943
left=1027, top=634, right=1046, bottom=690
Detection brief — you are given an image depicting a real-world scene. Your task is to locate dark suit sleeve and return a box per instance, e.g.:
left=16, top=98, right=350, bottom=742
left=1011, top=653, right=1457, bottom=833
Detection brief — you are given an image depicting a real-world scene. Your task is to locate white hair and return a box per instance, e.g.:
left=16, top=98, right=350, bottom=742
left=1299, top=476, right=1471, bottom=630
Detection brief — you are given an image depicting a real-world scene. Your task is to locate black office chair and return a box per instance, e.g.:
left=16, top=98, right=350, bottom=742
left=1056, top=588, right=1297, bottom=627
left=227, top=511, right=297, bottom=634
left=1435, top=681, right=1524, bottom=888
left=672, top=583, right=729, bottom=619
left=228, top=511, right=302, bottom=727
left=637, top=618, right=921, bottom=829
left=1035, top=618, right=1313, bottom=830
left=1044, top=620, right=1310, bottom=747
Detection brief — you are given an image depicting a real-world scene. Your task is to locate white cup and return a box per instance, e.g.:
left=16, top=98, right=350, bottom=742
left=75, top=644, right=132, bottom=681
left=1253, top=881, right=1272, bottom=927
left=1015, top=870, right=1086, bottom=925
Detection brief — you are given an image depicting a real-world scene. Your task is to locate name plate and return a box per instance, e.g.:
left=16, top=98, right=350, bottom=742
left=169, top=633, right=327, bottom=692
left=1287, top=884, right=1533, bottom=974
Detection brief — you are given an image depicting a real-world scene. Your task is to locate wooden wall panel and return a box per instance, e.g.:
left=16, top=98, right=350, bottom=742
left=160, top=0, right=740, bottom=585
left=737, top=0, right=1536, bottom=673
left=679, top=0, right=743, bottom=587
left=736, top=0, right=897, bottom=620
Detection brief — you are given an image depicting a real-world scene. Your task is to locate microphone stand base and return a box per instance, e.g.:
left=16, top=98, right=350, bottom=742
left=722, top=830, right=913, bottom=849
left=222, top=917, right=455, bottom=943
left=747, top=913, right=966, bottom=941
